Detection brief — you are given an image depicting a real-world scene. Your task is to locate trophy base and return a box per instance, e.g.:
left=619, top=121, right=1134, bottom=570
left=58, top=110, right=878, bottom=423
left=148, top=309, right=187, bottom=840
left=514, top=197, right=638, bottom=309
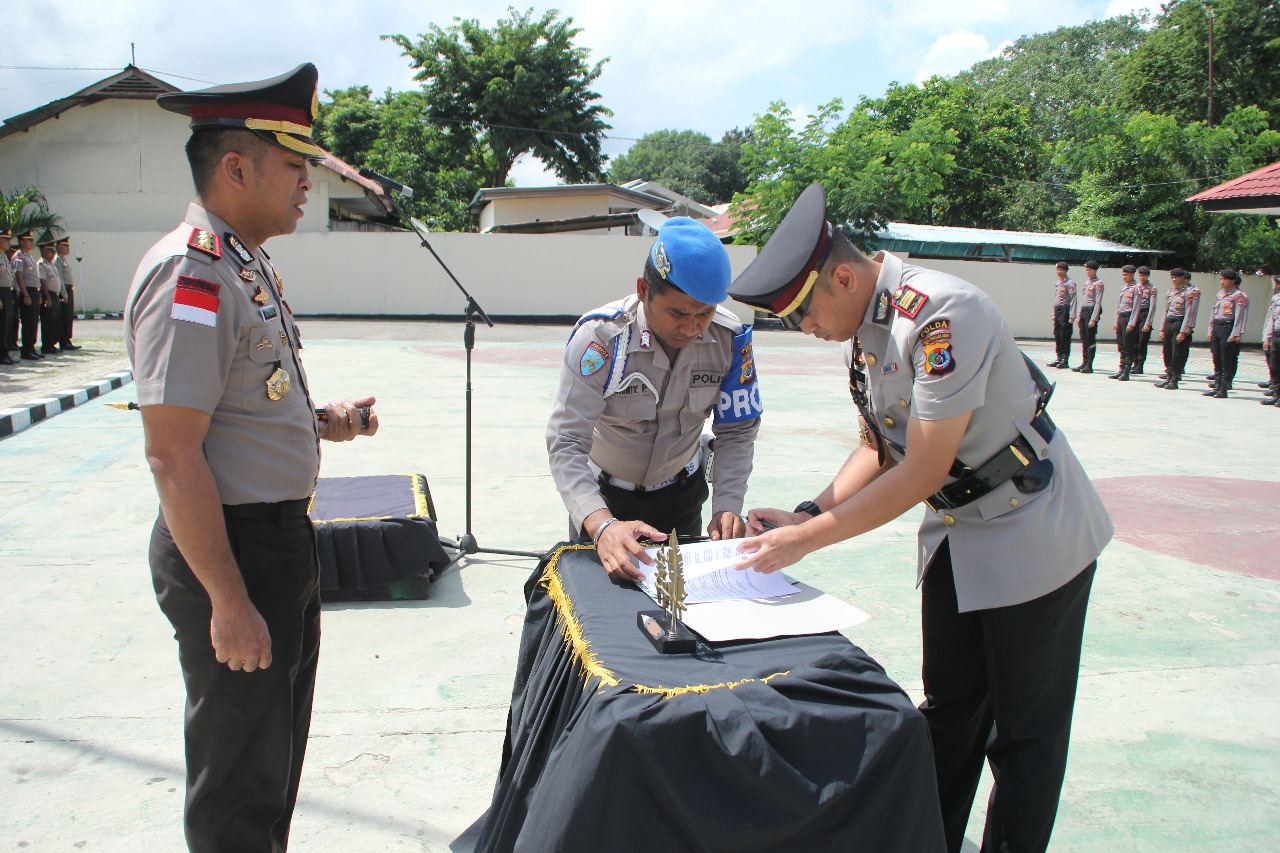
left=638, top=610, right=697, bottom=654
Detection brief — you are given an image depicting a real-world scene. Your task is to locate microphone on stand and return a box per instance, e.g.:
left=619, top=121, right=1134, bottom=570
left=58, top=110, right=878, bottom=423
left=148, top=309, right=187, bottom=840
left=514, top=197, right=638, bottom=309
left=358, top=167, right=415, bottom=198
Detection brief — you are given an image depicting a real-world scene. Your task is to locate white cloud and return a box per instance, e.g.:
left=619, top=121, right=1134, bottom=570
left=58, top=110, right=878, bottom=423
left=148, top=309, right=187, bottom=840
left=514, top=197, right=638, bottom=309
left=507, top=155, right=560, bottom=188
left=914, top=30, right=996, bottom=82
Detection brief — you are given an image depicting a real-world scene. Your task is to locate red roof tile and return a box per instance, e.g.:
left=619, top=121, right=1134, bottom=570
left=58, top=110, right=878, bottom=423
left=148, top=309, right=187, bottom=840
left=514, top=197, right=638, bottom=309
left=1187, top=160, right=1280, bottom=203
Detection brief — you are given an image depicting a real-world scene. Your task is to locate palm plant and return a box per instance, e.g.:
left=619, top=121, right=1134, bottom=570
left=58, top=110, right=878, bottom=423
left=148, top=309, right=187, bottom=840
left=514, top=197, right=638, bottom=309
left=0, top=186, right=64, bottom=238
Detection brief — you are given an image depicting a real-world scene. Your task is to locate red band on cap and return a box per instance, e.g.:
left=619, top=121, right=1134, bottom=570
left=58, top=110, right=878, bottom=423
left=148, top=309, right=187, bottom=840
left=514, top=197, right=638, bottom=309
left=769, top=221, right=834, bottom=314
left=190, top=103, right=310, bottom=126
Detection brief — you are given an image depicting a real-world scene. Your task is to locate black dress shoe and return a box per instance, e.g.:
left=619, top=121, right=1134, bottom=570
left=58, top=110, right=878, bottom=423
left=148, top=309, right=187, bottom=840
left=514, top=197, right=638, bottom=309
left=1259, top=382, right=1272, bottom=389
left=0, top=355, right=15, bottom=366
left=1213, top=387, right=1228, bottom=398
left=1263, top=397, right=1277, bottom=406
left=1202, top=387, right=1218, bottom=396
left=21, top=350, right=42, bottom=360
left=1045, top=359, right=1062, bottom=368
left=1080, top=367, right=1093, bottom=374
left=1071, top=365, right=1084, bottom=372
left=1154, top=380, right=1169, bottom=389
left=40, top=346, right=59, bottom=354
left=60, top=343, right=81, bottom=351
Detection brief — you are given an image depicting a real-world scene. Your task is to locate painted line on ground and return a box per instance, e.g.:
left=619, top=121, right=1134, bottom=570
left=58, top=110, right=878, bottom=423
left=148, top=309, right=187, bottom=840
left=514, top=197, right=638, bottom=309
left=0, top=370, right=133, bottom=440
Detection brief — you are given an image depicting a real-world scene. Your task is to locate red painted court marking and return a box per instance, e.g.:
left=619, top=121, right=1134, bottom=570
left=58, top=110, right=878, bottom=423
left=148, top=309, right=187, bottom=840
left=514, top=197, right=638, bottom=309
left=1092, top=476, right=1280, bottom=581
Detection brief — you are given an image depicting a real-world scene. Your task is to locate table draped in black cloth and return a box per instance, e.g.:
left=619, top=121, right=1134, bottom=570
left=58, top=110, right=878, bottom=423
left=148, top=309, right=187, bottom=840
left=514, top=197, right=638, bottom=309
left=309, top=474, right=450, bottom=595
left=452, top=544, right=945, bottom=853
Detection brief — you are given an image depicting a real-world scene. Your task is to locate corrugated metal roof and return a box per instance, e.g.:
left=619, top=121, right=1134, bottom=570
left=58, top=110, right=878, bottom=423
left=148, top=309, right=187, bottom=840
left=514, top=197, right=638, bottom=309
left=1187, top=160, right=1280, bottom=203
left=0, top=66, right=179, bottom=140
left=871, top=222, right=1168, bottom=256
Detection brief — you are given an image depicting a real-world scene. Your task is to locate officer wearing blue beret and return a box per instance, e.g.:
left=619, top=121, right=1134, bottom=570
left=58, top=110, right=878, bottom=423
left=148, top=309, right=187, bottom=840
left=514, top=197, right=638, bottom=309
left=727, top=184, right=1112, bottom=853
left=547, top=217, right=763, bottom=581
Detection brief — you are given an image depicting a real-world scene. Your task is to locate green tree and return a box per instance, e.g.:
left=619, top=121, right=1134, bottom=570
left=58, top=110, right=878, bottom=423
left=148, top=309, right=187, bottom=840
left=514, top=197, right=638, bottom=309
left=861, top=78, right=1047, bottom=230
left=607, top=128, right=756, bottom=205
left=1057, top=105, right=1280, bottom=269
left=315, top=86, right=484, bottom=231
left=0, top=186, right=62, bottom=236
left=730, top=100, right=957, bottom=247
left=385, top=7, right=612, bottom=190
left=1118, top=0, right=1280, bottom=127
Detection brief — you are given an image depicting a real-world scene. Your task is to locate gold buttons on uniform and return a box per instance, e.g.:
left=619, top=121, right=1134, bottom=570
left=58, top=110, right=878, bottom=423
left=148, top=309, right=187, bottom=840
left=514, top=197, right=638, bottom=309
left=943, top=515, right=955, bottom=526
left=884, top=416, right=896, bottom=429
left=1009, top=498, right=1020, bottom=508
left=865, top=354, right=878, bottom=366
left=899, top=399, right=909, bottom=408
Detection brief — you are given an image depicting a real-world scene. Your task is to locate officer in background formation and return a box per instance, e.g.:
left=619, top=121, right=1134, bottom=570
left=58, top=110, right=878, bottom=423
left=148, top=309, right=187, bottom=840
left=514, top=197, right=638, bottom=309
left=727, top=184, right=1111, bottom=853
left=1130, top=266, right=1157, bottom=374
left=37, top=235, right=62, bottom=354
left=1154, top=269, right=1200, bottom=391
left=12, top=230, right=43, bottom=361
left=1072, top=260, right=1103, bottom=374
left=1110, top=266, right=1139, bottom=381
left=1262, top=275, right=1280, bottom=406
left=1204, top=270, right=1249, bottom=399
left=128, top=63, right=378, bottom=852
left=546, top=216, right=762, bottom=582
left=1047, top=261, right=1076, bottom=368
left=0, top=228, right=16, bottom=365
left=54, top=236, right=81, bottom=350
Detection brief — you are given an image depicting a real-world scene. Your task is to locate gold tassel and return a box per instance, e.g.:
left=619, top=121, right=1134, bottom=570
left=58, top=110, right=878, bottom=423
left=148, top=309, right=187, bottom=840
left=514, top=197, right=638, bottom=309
left=629, top=671, right=790, bottom=701
left=541, top=544, right=621, bottom=688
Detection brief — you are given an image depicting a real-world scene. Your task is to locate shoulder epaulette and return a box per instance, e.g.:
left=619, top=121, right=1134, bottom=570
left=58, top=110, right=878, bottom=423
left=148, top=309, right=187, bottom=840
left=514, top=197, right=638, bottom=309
left=710, top=304, right=747, bottom=332
left=891, top=284, right=928, bottom=318
left=187, top=228, right=221, bottom=259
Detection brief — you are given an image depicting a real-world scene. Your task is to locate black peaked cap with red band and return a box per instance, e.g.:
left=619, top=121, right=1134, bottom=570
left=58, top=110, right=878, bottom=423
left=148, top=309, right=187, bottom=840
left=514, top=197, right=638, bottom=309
left=157, top=63, right=326, bottom=159
left=727, top=183, right=834, bottom=325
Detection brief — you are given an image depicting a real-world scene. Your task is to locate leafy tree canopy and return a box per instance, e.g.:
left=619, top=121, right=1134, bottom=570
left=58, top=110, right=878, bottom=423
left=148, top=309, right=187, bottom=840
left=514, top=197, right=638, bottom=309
left=606, top=128, right=756, bottom=205
left=385, top=7, right=612, bottom=190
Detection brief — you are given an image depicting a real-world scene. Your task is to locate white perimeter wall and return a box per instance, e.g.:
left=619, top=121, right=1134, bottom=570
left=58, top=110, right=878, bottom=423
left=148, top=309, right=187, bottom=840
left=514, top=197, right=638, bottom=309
left=67, top=233, right=1274, bottom=344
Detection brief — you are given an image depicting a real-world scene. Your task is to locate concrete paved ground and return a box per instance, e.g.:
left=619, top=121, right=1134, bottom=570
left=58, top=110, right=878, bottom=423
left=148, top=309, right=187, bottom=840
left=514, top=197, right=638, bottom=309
left=2, top=319, right=1277, bottom=851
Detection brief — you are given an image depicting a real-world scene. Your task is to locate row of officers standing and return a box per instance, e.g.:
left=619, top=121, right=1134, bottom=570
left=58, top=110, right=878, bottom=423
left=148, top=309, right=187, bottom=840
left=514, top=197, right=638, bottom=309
left=1049, top=261, right=1277, bottom=401
left=0, top=227, right=81, bottom=366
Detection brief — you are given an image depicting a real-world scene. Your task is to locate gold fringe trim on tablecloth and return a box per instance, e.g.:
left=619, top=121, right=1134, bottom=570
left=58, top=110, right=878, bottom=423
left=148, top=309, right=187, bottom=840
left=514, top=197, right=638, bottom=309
left=540, top=545, right=792, bottom=700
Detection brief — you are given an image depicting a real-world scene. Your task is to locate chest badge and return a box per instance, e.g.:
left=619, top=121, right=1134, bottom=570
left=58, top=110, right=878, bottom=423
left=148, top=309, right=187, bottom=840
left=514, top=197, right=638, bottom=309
left=880, top=363, right=898, bottom=375
left=257, top=335, right=272, bottom=351
left=260, top=304, right=279, bottom=322
left=252, top=285, right=269, bottom=305
left=266, top=365, right=292, bottom=401
left=238, top=269, right=256, bottom=282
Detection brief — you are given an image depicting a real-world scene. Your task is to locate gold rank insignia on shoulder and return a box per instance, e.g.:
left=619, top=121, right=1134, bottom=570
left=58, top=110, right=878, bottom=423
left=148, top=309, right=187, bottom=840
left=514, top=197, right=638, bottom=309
left=274, top=269, right=284, bottom=295
left=266, top=365, right=291, bottom=401
left=892, top=285, right=928, bottom=319
left=187, top=228, right=220, bottom=259
left=224, top=232, right=254, bottom=265
left=252, top=284, right=269, bottom=305
left=654, top=242, right=671, bottom=280
left=238, top=269, right=256, bottom=282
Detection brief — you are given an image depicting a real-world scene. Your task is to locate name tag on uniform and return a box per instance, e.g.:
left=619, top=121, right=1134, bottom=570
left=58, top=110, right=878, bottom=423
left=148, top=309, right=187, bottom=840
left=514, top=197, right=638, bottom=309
left=690, top=371, right=724, bottom=388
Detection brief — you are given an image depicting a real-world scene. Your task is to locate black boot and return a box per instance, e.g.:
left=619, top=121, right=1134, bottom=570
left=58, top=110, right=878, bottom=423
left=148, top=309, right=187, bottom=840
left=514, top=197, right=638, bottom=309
left=1213, top=382, right=1229, bottom=398
left=1118, top=361, right=1131, bottom=381
left=1165, top=374, right=1180, bottom=390
left=1080, top=348, right=1094, bottom=374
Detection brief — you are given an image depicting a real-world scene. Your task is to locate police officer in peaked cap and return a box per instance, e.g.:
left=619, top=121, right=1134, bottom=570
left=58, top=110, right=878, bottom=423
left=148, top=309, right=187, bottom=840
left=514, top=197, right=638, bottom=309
left=127, top=63, right=378, bottom=853
left=547, top=216, right=763, bottom=581
left=727, top=184, right=1112, bottom=853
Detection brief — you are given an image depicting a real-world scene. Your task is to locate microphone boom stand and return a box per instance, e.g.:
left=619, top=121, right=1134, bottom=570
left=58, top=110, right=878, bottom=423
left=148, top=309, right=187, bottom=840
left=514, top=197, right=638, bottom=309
left=379, top=188, right=545, bottom=569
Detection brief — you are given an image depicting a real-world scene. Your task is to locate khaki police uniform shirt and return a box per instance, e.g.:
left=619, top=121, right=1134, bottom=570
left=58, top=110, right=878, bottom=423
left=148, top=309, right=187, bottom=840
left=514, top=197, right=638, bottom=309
left=0, top=251, right=14, bottom=292
left=38, top=257, right=61, bottom=296
left=846, top=252, right=1113, bottom=612
left=13, top=249, right=38, bottom=291
left=54, top=255, right=74, bottom=307
left=1052, top=277, right=1077, bottom=319
left=547, top=294, right=763, bottom=533
left=126, top=202, right=319, bottom=505
left=1080, top=278, right=1104, bottom=323
left=1265, top=291, right=1280, bottom=347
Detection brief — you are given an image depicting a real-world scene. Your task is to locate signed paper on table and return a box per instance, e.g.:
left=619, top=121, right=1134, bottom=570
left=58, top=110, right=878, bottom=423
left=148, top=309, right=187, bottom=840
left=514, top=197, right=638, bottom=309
left=632, top=538, right=870, bottom=641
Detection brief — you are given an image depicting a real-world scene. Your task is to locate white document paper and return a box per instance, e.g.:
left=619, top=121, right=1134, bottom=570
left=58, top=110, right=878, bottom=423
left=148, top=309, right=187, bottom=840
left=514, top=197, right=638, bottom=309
left=631, top=538, right=871, bottom=641
left=634, top=538, right=797, bottom=604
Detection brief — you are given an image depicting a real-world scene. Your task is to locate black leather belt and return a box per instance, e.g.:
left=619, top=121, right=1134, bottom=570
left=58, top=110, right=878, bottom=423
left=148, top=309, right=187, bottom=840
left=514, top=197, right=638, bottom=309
left=924, top=412, right=1056, bottom=512
left=223, top=497, right=312, bottom=520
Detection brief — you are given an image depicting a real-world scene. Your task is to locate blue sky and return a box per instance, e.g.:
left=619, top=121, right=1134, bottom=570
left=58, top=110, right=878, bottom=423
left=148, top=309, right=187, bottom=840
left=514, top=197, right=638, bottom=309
left=5, top=1, right=1153, bottom=185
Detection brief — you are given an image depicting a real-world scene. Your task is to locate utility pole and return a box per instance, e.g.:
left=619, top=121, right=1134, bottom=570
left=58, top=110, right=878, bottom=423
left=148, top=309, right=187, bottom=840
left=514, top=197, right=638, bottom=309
left=1205, top=6, right=1215, bottom=127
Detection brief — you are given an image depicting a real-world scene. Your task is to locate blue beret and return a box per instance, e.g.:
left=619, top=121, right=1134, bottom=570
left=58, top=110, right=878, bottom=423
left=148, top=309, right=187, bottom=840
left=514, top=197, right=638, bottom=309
left=650, top=217, right=731, bottom=304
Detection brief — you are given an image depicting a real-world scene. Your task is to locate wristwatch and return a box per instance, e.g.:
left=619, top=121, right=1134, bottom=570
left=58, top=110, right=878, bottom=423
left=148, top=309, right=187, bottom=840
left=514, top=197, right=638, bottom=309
left=793, top=500, right=822, bottom=517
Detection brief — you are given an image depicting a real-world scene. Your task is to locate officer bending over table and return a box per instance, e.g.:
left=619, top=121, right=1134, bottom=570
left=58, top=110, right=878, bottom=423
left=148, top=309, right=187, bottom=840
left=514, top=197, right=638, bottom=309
left=547, top=217, right=762, bottom=582
left=127, top=64, right=378, bottom=853
left=728, top=184, right=1112, bottom=853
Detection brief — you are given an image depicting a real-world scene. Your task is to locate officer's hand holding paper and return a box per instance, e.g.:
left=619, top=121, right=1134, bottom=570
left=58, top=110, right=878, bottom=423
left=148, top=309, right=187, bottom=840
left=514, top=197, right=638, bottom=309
left=632, top=538, right=797, bottom=603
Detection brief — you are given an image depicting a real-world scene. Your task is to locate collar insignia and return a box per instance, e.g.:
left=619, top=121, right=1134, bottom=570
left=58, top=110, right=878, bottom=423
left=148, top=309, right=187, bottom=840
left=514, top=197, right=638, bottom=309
left=640, top=329, right=652, bottom=350
left=187, top=228, right=220, bottom=259
left=273, top=269, right=284, bottom=295
left=224, top=233, right=254, bottom=265
left=238, top=269, right=256, bottom=282
left=891, top=285, right=927, bottom=319
left=873, top=289, right=891, bottom=325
